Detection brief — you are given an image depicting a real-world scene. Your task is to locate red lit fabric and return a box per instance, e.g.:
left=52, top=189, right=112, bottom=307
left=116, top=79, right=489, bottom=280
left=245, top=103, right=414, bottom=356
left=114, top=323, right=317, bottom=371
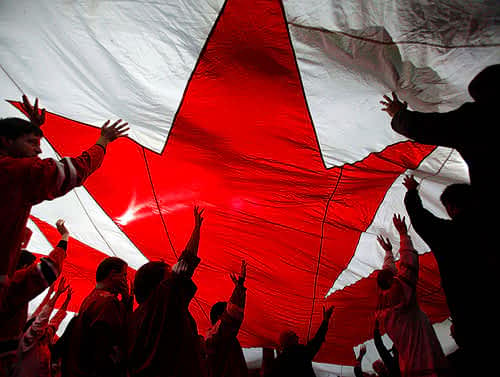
left=2, top=0, right=497, bottom=368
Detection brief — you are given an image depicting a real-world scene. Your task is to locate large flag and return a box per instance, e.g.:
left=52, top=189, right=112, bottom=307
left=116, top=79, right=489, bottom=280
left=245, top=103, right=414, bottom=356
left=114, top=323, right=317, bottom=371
left=1, top=0, right=499, bottom=370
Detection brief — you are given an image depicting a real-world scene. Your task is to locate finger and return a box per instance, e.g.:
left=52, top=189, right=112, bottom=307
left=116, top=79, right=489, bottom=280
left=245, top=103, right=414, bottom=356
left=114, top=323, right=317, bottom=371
left=115, top=122, right=129, bottom=130
left=383, top=95, right=392, bottom=102
left=116, top=128, right=130, bottom=136
left=392, top=92, right=399, bottom=101
left=22, top=94, right=32, bottom=111
left=111, top=119, right=123, bottom=128
left=40, top=109, right=46, bottom=124
left=198, top=208, right=205, bottom=216
left=34, top=98, right=39, bottom=114
left=379, top=101, right=388, bottom=106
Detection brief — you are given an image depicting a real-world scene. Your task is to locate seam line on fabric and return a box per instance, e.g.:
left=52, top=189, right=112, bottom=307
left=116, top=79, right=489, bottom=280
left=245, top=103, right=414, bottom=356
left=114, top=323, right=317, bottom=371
left=307, top=166, right=344, bottom=341
left=141, top=147, right=210, bottom=323
left=287, top=23, right=500, bottom=49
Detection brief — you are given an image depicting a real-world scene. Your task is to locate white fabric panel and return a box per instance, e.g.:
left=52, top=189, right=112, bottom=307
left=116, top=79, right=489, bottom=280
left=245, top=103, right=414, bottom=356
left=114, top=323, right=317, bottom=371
left=0, top=0, right=225, bottom=152
left=30, top=138, right=148, bottom=270
left=328, top=147, right=469, bottom=295
left=282, top=0, right=500, bottom=166
left=25, top=218, right=53, bottom=255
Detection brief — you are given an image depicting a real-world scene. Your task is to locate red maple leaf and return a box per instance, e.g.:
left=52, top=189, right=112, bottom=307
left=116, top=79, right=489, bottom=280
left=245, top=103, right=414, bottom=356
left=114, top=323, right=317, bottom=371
left=13, top=0, right=450, bottom=365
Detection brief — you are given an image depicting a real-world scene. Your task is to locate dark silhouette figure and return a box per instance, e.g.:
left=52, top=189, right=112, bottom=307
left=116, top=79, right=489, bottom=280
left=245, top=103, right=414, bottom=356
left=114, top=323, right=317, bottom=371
left=381, top=64, right=500, bottom=198
left=128, top=206, right=206, bottom=377
left=64, top=257, right=131, bottom=377
left=206, top=260, right=248, bottom=377
left=269, top=306, right=334, bottom=377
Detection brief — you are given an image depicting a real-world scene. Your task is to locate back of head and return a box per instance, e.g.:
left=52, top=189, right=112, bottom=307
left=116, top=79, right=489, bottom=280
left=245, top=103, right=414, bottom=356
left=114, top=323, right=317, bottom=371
left=0, top=117, right=43, bottom=141
left=376, top=269, right=395, bottom=291
left=96, top=257, right=127, bottom=283
left=210, top=301, right=227, bottom=325
left=468, top=64, right=500, bottom=104
left=440, top=183, right=473, bottom=216
left=279, top=330, right=299, bottom=350
left=16, top=249, right=36, bottom=270
left=134, top=261, right=170, bottom=304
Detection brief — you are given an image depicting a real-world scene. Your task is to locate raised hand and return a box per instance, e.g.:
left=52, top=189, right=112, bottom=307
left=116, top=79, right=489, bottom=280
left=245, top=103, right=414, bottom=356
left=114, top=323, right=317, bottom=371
left=48, top=277, right=70, bottom=305
left=403, top=175, right=419, bottom=191
left=380, top=92, right=407, bottom=118
left=97, top=119, right=129, bottom=147
left=21, top=95, right=46, bottom=127
left=64, top=287, right=73, bottom=304
left=55, top=276, right=70, bottom=296
left=230, top=260, right=247, bottom=286
left=323, top=305, right=335, bottom=322
left=393, top=214, right=408, bottom=235
left=194, top=205, right=205, bottom=228
left=56, top=219, right=69, bottom=241
left=377, top=235, right=392, bottom=252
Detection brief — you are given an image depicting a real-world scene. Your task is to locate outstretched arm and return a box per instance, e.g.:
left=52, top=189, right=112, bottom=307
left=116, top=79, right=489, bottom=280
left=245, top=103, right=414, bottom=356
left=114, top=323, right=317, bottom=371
left=49, top=287, right=72, bottom=339
left=173, top=206, right=204, bottom=278
left=0, top=220, right=69, bottom=312
left=17, top=97, right=128, bottom=205
left=403, top=175, right=449, bottom=250
left=206, top=261, right=247, bottom=345
left=393, top=214, right=419, bottom=288
left=373, top=319, right=395, bottom=371
left=306, top=305, right=334, bottom=359
left=377, top=235, right=397, bottom=274
left=354, top=344, right=367, bottom=377
left=20, top=277, right=69, bottom=352
left=380, top=92, right=468, bottom=148
left=30, top=282, right=55, bottom=319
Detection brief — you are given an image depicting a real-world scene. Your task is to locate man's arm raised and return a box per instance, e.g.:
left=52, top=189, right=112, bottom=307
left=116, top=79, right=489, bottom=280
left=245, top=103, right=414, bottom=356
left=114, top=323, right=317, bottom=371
left=173, top=206, right=204, bottom=279
left=17, top=96, right=129, bottom=204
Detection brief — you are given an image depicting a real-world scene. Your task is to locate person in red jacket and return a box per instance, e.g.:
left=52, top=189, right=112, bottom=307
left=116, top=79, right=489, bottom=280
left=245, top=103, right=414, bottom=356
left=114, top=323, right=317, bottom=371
left=206, top=260, right=248, bottom=377
left=12, top=277, right=72, bottom=377
left=128, top=206, right=205, bottom=377
left=0, top=95, right=128, bottom=281
left=63, top=257, right=131, bottom=377
left=0, top=219, right=70, bottom=377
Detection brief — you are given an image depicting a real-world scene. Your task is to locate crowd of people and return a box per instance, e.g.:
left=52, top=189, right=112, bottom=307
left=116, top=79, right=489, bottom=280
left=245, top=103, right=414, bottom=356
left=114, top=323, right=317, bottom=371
left=0, top=64, right=498, bottom=377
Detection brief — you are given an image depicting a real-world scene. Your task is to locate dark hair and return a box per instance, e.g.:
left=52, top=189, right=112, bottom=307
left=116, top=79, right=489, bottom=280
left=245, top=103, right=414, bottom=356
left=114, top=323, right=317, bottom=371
left=210, top=301, right=227, bottom=325
left=95, top=257, right=127, bottom=282
left=0, top=117, right=43, bottom=140
left=468, top=64, right=500, bottom=103
left=134, top=261, right=170, bottom=304
left=376, top=269, right=395, bottom=290
left=16, top=249, right=37, bottom=270
left=440, top=183, right=472, bottom=209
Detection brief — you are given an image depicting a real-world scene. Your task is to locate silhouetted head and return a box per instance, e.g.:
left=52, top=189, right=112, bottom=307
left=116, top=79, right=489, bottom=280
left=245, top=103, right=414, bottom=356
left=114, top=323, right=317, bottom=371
left=95, top=257, right=128, bottom=294
left=377, top=269, right=395, bottom=291
left=16, top=250, right=36, bottom=270
left=440, top=183, right=473, bottom=219
left=373, top=359, right=389, bottom=376
left=279, top=330, right=299, bottom=350
left=210, top=301, right=227, bottom=325
left=0, top=117, right=43, bottom=157
left=134, top=261, right=171, bottom=304
left=468, top=64, right=500, bottom=104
